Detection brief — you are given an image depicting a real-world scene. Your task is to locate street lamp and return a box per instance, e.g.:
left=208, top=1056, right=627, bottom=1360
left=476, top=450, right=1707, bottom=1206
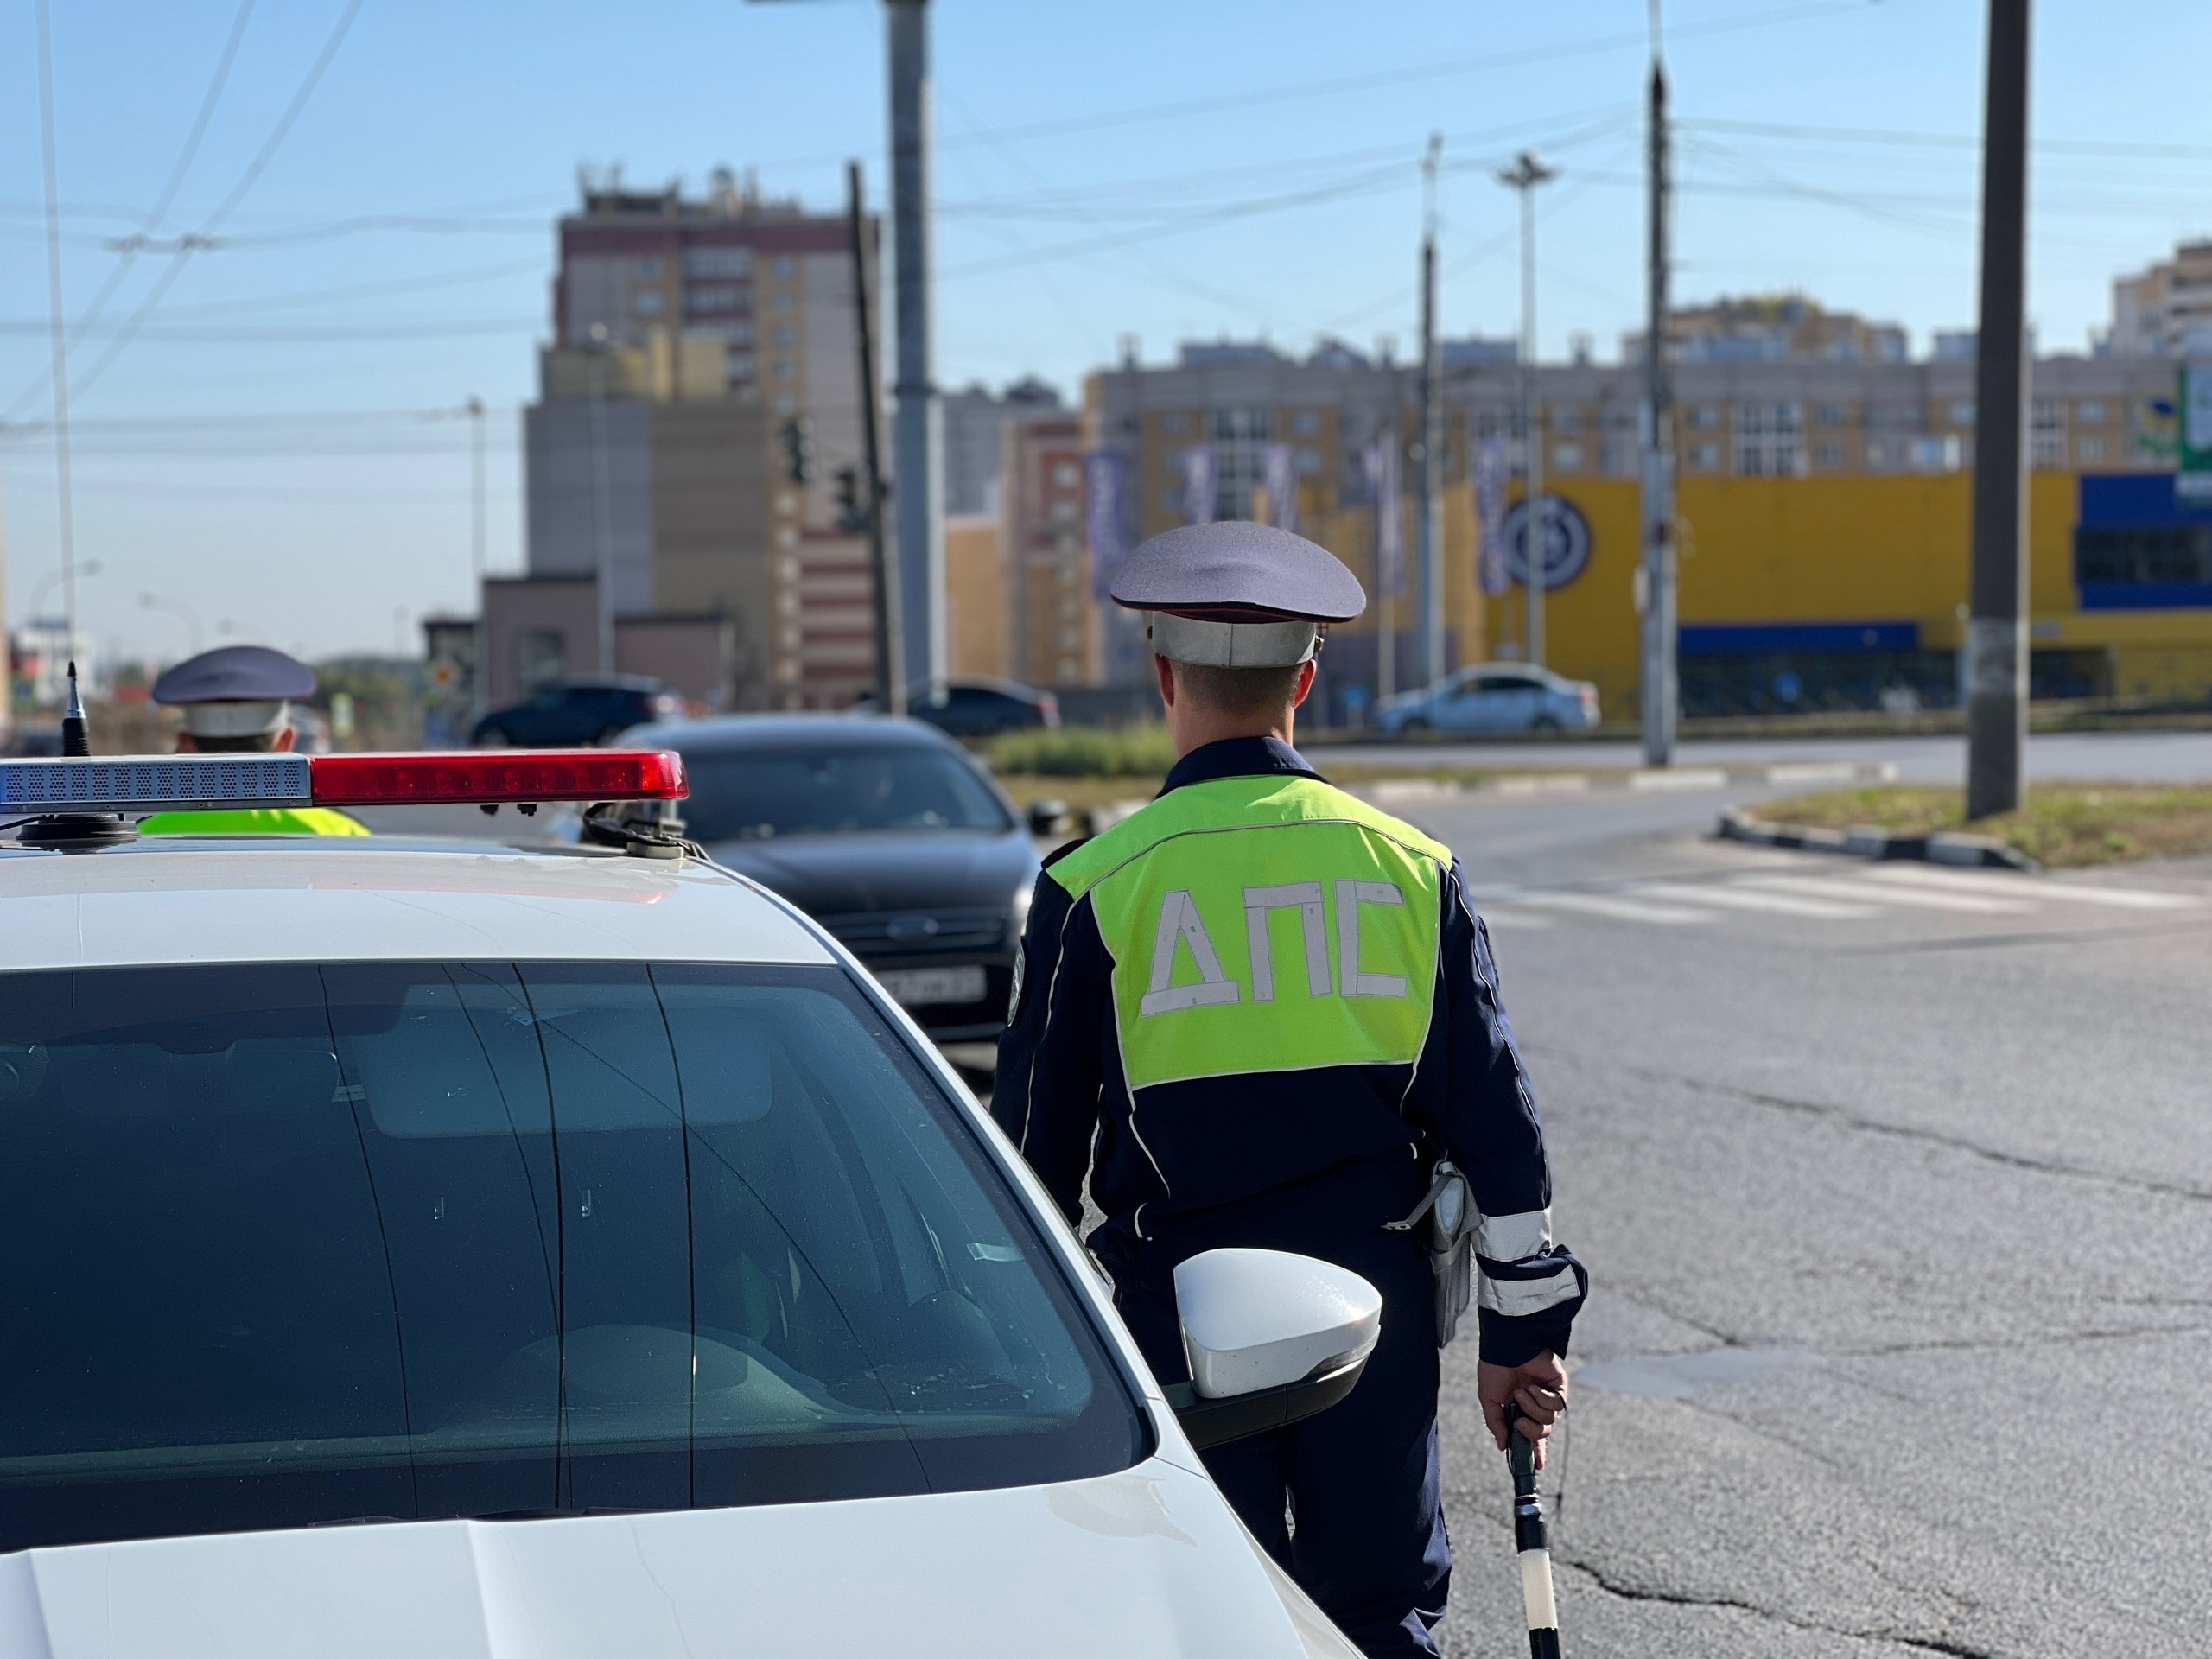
left=1497, top=149, right=1558, bottom=668
left=27, top=559, right=100, bottom=620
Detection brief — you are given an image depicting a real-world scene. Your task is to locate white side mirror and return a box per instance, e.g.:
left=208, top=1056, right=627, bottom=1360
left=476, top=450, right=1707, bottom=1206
left=1162, top=1249, right=1382, bottom=1450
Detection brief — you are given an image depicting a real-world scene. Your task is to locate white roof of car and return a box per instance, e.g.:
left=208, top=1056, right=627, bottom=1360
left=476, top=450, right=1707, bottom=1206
left=0, top=842, right=835, bottom=974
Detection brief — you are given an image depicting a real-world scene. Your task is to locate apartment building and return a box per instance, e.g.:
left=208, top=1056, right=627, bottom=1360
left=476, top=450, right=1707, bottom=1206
left=500, top=173, right=880, bottom=710
left=2108, top=241, right=2212, bottom=359
left=1087, top=320, right=2212, bottom=718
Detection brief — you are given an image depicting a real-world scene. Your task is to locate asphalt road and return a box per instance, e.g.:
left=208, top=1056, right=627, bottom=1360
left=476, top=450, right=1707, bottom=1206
left=1393, top=779, right=2212, bottom=1658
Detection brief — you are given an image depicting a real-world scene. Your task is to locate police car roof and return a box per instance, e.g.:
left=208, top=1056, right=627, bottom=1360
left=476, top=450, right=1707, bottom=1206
left=0, top=838, right=835, bottom=975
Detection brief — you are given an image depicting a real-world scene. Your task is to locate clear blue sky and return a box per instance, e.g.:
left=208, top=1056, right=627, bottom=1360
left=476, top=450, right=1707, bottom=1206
left=4, top=0, right=2210, bottom=664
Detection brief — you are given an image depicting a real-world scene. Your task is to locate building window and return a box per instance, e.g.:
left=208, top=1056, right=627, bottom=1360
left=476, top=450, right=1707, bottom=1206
left=1553, top=409, right=1582, bottom=435
left=1551, top=443, right=1583, bottom=471
left=2032, top=399, right=2065, bottom=432
left=1162, top=487, right=1183, bottom=512
left=1291, top=410, right=1322, bottom=436
left=1160, top=411, right=1189, bottom=435
left=1948, top=400, right=1975, bottom=426
left=2031, top=435, right=2066, bottom=470
left=728, top=353, right=754, bottom=380
left=1691, top=442, right=1719, bottom=470
left=2077, top=399, right=2107, bottom=423
left=634, top=291, right=664, bottom=315
left=635, top=257, right=663, bottom=279
left=773, top=291, right=794, bottom=311
left=776, top=359, right=796, bottom=380
left=514, top=630, right=565, bottom=690
left=1211, top=408, right=1274, bottom=441
left=1815, top=442, right=1846, bottom=467
left=1866, top=441, right=1887, bottom=468
left=1816, top=404, right=1849, bottom=427
left=685, top=285, right=747, bottom=313
left=1295, top=447, right=1321, bottom=474
left=1690, top=405, right=1719, bottom=429
left=684, top=246, right=753, bottom=279
left=772, top=256, right=795, bottom=279
left=774, top=392, right=797, bottom=415
left=1051, top=461, right=1080, bottom=486
left=1050, top=499, right=1078, bottom=522
left=2079, top=435, right=2107, bottom=463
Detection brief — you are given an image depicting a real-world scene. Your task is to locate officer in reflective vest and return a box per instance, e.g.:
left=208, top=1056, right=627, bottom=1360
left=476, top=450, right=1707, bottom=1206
left=994, top=522, right=1586, bottom=1659
left=141, top=645, right=367, bottom=836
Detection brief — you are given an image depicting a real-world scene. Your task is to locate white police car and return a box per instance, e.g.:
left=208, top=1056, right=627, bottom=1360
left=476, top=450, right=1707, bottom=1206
left=0, top=749, right=1377, bottom=1658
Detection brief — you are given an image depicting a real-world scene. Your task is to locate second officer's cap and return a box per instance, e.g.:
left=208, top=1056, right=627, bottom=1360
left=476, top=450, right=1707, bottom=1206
left=1109, top=521, right=1366, bottom=668
left=151, top=645, right=317, bottom=739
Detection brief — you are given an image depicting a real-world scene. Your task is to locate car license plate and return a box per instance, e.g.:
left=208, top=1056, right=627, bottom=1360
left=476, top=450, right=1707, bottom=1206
left=874, top=965, right=987, bottom=1008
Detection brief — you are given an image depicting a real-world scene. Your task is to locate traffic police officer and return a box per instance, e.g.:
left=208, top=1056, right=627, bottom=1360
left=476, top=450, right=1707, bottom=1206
left=141, top=645, right=366, bottom=836
left=994, top=522, right=1586, bottom=1658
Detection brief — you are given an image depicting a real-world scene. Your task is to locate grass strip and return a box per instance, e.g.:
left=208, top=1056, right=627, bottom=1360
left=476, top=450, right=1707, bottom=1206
left=1756, top=782, right=2212, bottom=867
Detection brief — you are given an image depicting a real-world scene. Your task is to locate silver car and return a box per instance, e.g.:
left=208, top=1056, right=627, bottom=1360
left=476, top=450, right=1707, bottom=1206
left=1376, top=664, right=1600, bottom=736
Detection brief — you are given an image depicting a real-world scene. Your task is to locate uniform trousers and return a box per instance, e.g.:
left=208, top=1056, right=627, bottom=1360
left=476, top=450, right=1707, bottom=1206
left=1110, top=1209, right=1450, bottom=1659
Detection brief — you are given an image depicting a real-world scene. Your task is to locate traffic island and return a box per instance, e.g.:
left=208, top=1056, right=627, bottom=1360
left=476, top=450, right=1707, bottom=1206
left=1720, top=782, right=2212, bottom=870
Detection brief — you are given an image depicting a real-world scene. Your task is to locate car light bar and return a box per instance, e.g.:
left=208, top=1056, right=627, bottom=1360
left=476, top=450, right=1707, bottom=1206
left=1, top=750, right=687, bottom=815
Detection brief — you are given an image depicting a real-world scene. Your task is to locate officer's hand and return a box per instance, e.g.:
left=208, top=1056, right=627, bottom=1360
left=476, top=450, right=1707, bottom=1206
left=1478, top=1354, right=1567, bottom=1471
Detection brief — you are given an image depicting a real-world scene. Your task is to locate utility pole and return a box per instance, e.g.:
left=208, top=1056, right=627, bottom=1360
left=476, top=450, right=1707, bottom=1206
left=848, top=160, right=906, bottom=716
left=583, top=324, right=616, bottom=676
left=467, top=394, right=488, bottom=721
left=1640, top=5, right=1680, bottom=766
left=1416, top=134, right=1446, bottom=690
left=887, top=0, right=945, bottom=695
left=1966, top=0, right=2031, bottom=820
left=1498, top=151, right=1557, bottom=666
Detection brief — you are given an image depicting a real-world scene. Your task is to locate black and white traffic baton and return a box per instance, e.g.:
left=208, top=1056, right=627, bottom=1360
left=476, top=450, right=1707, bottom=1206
left=1504, top=1402, right=1561, bottom=1658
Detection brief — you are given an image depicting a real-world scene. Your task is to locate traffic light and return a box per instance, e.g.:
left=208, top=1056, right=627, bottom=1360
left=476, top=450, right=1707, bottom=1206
left=834, top=465, right=864, bottom=531
left=779, top=416, right=815, bottom=484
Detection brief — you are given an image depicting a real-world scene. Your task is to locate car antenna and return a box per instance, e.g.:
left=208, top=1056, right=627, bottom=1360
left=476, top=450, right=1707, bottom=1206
left=13, top=661, right=138, bottom=852
left=60, top=661, right=92, bottom=757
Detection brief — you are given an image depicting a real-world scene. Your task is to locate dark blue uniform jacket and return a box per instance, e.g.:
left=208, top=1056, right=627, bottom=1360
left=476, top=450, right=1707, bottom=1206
left=992, top=736, right=1586, bottom=1366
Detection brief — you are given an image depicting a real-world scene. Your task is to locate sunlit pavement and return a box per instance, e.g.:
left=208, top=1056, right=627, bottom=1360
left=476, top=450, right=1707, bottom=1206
left=1408, top=780, right=2212, bottom=1657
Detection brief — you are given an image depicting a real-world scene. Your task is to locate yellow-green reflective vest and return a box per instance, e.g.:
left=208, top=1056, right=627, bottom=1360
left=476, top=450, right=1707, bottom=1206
left=139, top=807, right=370, bottom=837
left=1046, top=774, right=1451, bottom=1090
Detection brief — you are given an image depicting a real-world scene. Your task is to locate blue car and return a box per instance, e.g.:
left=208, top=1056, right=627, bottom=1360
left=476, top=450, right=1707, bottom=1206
left=1376, top=664, right=1600, bottom=737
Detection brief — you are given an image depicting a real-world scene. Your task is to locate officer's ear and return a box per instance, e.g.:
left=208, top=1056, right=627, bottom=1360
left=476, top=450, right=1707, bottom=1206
left=272, top=727, right=298, bottom=753
left=1153, top=652, right=1179, bottom=709
left=1291, top=658, right=1317, bottom=709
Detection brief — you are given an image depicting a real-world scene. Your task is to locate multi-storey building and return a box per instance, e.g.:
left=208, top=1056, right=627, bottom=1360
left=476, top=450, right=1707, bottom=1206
left=498, top=174, right=882, bottom=710
left=1000, top=410, right=1101, bottom=688
left=1625, top=293, right=1908, bottom=365
left=1088, top=321, right=2212, bottom=719
left=2107, top=241, right=2212, bottom=359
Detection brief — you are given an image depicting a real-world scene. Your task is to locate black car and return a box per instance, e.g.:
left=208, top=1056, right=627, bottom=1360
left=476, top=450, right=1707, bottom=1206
left=624, top=715, right=1040, bottom=1047
left=858, top=678, right=1061, bottom=738
left=474, top=677, right=682, bottom=748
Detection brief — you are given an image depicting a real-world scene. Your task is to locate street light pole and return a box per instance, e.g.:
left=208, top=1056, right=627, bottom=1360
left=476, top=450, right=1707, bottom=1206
left=848, top=159, right=906, bottom=717
left=1416, top=133, right=1446, bottom=691
left=1966, top=0, right=2032, bottom=820
left=887, top=0, right=945, bottom=695
left=1498, top=151, right=1557, bottom=667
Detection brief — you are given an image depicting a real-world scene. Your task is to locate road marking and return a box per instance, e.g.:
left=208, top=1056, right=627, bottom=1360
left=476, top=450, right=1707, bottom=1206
left=1628, top=881, right=1877, bottom=920
left=1740, top=874, right=2035, bottom=914
left=1513, top=891, right=1717, bottom=925
left=1863, top=864, right=2200, bottom=910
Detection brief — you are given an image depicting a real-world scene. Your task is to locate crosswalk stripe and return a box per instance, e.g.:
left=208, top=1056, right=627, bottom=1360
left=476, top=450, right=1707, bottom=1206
left=1515, top=892, right=1716, bottom=925
left=1740, top=874, right=2035, bottom=914
left=1628, top=882, right=1877, bottom=920
left=1863, top=864, right=2199, bottom=910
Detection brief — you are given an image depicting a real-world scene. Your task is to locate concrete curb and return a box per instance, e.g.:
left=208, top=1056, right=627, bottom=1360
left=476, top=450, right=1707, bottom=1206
left=1716, top=808, right=2039, bottom=872
left=1355, top=759, right=1897, bottom=808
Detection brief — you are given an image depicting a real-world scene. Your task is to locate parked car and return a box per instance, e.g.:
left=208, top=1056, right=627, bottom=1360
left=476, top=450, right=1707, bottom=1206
left=620, top=713, right=1040, bottom=1045
left=1376, top=664, right=1600, bottom=737
left=0, top=747, right=1376, bottom=1657
left=858, top=678, right=1061, bottom=738
left=473, top=677, right=682, bottom=747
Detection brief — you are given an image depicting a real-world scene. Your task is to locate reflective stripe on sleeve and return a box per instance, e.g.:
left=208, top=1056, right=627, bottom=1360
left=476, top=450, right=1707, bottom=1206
left=1478, top=1263, right=1582, bottom=1318
left=1475, top=1207, right=1552, bottom=1262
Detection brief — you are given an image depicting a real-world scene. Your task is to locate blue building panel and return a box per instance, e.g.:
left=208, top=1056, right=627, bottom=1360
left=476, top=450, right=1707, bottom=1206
left=1676, top=621, right=1921, bottom=658
left=2077, top=473, right=2212, bottom=528
left=2078, top=581, right=2212, bottom=611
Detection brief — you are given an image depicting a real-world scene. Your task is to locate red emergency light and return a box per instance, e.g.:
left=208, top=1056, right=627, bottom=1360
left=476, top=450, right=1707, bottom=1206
left=308, top=750, right=688, bottom=807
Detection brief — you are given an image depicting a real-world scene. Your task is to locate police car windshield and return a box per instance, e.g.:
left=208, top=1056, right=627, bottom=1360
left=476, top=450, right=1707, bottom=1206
left=0, top=962, right=1141, bottom=1551
left=680, top=744, right=1012, bottom=841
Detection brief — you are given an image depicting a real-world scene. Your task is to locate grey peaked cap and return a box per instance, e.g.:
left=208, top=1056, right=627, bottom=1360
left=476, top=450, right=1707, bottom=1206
left=1108, top=521, right=1367, bottom=624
